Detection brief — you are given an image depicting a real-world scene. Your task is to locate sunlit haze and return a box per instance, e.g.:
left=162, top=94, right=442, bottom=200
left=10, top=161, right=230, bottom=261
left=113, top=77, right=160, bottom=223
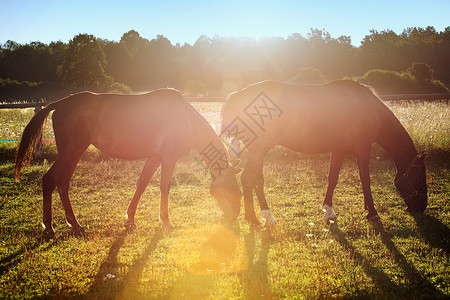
left=1, top=0, right=449, bottom=46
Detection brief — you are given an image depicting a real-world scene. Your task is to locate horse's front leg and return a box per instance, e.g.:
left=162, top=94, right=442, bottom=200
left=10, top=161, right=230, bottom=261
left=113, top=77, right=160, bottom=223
left=125, top=157, right=160, bottom=229
left=255, top=170, right=277, bottom=227
left=322, top=152, right=346, bottom=223
left=241, top=167, right=260, bottom=226
left=356, top=149, right=380, bottom=222
left=42, top=164, right=58, bottom=238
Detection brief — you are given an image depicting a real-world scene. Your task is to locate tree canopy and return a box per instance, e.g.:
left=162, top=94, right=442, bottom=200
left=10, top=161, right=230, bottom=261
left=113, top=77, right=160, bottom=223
left=1, top=27, right=449, bottom=102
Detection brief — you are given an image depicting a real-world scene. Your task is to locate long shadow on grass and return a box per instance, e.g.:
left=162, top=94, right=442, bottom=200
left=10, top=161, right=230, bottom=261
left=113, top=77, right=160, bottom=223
left=413, top=213, right=450, bottom=255
left=115, top=228, right=163, bottom=297
left=239, top=228, right=276, bottom=299
left=165, top=224, right=245, bottom=298
left=373, top=222, right=445, bottom=298
left=84, top=227, right=163, bottom=299
left=330, top=224, right=400, bottom=294
left=0, top=237, right=60, bottom=277
left=331, top=223, right=445, bottom=298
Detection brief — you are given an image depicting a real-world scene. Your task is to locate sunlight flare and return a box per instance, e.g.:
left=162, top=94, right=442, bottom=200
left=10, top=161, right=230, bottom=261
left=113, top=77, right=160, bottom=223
left=169, top=224, right=248, bottom=274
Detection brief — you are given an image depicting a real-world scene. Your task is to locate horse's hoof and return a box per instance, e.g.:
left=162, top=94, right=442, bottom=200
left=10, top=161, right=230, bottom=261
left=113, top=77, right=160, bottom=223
left=323, top=205, right=337, bottom=224
left=245, top=215, right=261, bottom=227
left=265, top=223, right=279, bottom=239
left=124, top=220, right=137, bottom=230
left=42, top=228, right=55, bottom=240
left=367, top=213, right=380, bottom=223
left=247, top=220, right=262, bottom=229
left=261, top=209, right=277, bottom=227
left=250, top=222, right=262, bottom=230
left=71, top=226, right=86, bottom=236
left=159, top=219, right=174, bottom=231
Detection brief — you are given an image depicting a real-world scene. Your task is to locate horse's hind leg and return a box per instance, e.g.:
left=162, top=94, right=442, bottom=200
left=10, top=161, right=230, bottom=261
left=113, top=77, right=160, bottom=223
left=42, top=163, right=59, bottom=238
left=159, top=159, right=176, bottom=229
left=41, top=152, right=85, bottom=237
left=322, top=152, right=345, bottom=222
left=57, top=153, right=88, bottom=235
left=125, top=157, right=161, bottom=228
left=356, top=149, right=380, bottom=222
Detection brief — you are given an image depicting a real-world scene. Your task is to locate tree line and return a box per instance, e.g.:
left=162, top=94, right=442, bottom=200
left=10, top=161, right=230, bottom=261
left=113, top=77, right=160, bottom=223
left=1, top=26, right=449, bottom=102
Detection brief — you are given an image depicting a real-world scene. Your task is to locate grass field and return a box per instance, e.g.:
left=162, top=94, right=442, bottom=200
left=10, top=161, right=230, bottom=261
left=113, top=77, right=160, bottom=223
left=0, top=101, right=449, bottom=299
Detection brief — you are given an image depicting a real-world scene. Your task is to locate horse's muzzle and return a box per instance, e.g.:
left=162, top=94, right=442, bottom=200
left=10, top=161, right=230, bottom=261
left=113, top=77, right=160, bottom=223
left=406, top=195, right=427, bottom=213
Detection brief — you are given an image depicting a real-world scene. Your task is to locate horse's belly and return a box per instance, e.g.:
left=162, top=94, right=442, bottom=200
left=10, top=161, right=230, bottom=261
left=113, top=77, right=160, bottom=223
left=92, top=130, right=189, bottom=160
left=281, top=138, right=351, bottom=154
left=93, top=136, right=161, bottom=159
left=277, top=126, right=356, bottom=154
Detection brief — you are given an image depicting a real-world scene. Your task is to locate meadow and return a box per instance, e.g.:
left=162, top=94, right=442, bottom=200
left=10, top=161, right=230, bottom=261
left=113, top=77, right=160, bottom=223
left=0, top=101, right=449, bottom=299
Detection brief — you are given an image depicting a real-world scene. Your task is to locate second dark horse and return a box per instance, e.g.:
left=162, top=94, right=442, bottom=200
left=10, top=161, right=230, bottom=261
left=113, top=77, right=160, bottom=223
left=221, top=80, right=427, bottom=226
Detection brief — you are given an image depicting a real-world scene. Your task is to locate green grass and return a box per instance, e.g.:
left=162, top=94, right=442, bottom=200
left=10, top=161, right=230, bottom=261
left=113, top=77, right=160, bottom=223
left=0, top=102, right=449, bottom=299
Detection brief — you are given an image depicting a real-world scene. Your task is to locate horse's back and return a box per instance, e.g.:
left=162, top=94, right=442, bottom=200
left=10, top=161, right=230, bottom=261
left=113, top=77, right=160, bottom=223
left=51, top=89, right=197, bottom=159
left=223, top=80, right=384, bottom=154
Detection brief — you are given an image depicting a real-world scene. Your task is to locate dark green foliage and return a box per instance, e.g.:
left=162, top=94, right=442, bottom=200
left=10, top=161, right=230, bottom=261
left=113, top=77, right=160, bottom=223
left=290, top=67, right=327, bottom=84
left=58, top=34, right=131, bottom=94
left=0, top=78, right=61, bottom=103
left=356, top=63, right=450, bottom=94
left=1, top=26, right=450, bottom=101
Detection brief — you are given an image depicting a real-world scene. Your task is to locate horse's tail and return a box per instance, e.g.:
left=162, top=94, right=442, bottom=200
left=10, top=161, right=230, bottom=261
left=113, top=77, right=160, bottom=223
left=14, top=102, right=57, bottom=181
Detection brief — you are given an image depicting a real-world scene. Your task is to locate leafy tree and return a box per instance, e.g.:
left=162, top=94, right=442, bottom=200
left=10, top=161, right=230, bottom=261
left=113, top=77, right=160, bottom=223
left=103, top=40, right=132, bottom=88
left=2, top=26, right=450, bottom=101
left=120, top=29, right=144, bottom=55
left=0, top=41, right=65, bottom=83
left=57, top=34, right=112, bottom=92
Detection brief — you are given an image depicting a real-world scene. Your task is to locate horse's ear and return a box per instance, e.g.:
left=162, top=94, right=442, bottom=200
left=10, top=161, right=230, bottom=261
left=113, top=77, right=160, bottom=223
left=228, top=160, right=242, bottom=175
left=418, top=150, right=428, bottom=160
left=230, top=159, right=240, bottom=169
left=232, top=168, right=243, bottom=175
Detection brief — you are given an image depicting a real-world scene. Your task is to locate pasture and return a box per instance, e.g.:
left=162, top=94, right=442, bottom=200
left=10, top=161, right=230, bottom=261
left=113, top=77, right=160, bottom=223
left=0, top=101, right=449, bottom=299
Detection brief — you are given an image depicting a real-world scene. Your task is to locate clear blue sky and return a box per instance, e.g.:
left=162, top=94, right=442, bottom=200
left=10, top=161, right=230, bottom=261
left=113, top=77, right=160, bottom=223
left=1, top=0, right=449, bottom=46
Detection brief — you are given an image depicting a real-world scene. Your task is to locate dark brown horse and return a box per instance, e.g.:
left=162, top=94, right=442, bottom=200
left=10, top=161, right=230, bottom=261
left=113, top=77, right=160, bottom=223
left=221, top=80, right=427, bottom=226
left=15, top=89, right=241, bottom=238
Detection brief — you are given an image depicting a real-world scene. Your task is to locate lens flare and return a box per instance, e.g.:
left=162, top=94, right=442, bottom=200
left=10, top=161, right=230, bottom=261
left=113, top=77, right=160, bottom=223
left=169, top=223, right=248, bottom=274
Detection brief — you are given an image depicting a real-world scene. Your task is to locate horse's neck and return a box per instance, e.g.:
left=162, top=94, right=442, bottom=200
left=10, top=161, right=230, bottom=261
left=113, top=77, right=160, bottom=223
left=376, top=109, right=417, bottom=173
left=192, top=120, right=229, bottom=181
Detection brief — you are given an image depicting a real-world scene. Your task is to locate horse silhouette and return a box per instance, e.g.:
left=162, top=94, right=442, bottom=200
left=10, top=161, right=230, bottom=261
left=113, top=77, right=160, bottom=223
left=15, top=89, right=241, bottom=238
left=221, top=80, right=427, bottom=226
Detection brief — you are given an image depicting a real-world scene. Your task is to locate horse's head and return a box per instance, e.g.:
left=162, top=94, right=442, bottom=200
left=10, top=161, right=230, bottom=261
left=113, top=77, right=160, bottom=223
left=395, top=151, right=428, bottom=213
left=210, top=160, right=242, bottom=221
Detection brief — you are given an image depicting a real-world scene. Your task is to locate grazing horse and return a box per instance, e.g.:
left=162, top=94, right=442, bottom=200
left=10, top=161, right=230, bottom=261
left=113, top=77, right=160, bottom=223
left=221, top=80, right=427, bottom=226
left=15, top=89, right=241, bottom=238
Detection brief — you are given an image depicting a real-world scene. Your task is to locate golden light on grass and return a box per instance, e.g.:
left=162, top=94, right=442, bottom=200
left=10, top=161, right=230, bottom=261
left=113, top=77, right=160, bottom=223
left=169, top=223, right=248, bottom=275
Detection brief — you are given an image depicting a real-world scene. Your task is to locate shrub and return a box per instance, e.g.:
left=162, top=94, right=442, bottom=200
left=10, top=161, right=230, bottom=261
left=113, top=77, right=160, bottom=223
left=0, top=77, right=131, bottom=103
left=356, top=63, right=449, bottom=94
left=289, top=67, right=326, bottom=84
left=407, top=62, right=434, bottom=81
left=107, top=81, right=132, bottom=94
left=0, top=78, right=56, bottom=103
left=184, top=79, right=208, bottom=96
